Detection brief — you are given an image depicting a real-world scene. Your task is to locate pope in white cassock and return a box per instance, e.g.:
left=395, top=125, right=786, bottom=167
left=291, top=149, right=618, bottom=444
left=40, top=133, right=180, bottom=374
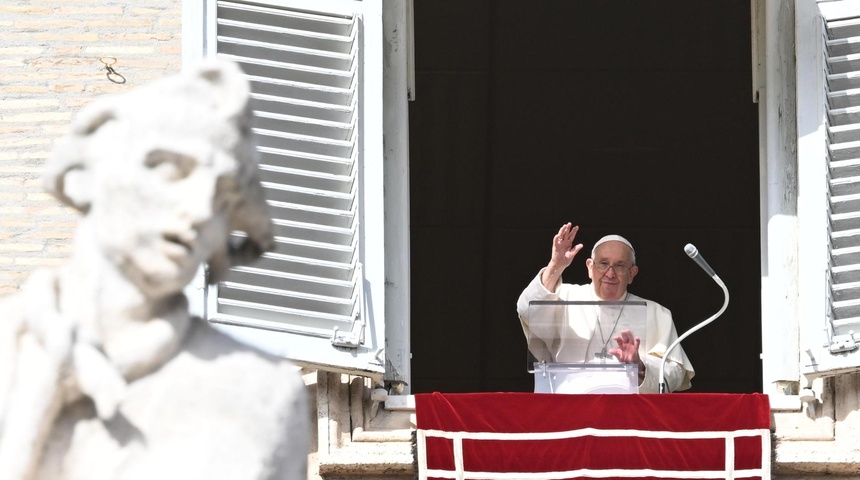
left=516, top=223, right=695, bottom=393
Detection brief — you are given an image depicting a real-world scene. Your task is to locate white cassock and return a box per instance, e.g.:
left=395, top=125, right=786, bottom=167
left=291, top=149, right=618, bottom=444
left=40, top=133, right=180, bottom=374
left=517, top=269, right=695, bottom=393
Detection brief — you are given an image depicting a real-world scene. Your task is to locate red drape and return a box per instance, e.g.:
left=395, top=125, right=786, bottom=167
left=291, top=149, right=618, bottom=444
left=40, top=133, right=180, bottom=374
left=415, top=393, right=771, bottom=480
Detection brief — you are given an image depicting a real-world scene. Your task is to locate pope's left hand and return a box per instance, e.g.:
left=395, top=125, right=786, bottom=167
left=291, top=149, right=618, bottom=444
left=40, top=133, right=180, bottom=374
left=608, top=329, right=641, bottom=364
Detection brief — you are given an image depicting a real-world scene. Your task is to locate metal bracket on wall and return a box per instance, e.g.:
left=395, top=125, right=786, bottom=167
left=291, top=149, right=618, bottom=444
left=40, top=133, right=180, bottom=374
left=331, top=314, right=365, bottom=349
left=828, top=332, right=858, bottom=354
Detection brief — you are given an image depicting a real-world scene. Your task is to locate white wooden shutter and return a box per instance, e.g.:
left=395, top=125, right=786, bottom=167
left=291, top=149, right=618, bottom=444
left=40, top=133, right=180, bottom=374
left=185, top=0, right=386, bottom=375
left=798, top=0, right=860, bottom=376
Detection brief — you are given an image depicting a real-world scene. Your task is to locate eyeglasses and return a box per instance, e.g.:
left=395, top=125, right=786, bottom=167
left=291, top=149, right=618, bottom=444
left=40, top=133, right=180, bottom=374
left=592, top=260, right=632, bottom=275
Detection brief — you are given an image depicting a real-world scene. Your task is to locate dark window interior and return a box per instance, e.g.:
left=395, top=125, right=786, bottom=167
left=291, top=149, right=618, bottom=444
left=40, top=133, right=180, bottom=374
left=408, top=0, right=761, bottom=394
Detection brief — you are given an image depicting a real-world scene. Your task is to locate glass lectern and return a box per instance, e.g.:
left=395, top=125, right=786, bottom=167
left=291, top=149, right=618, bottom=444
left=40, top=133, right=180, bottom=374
left=525, top=300, right=647, bottom=394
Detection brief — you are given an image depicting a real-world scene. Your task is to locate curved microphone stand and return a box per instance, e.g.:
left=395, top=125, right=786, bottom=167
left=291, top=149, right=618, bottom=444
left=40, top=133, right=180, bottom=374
left=658, top=244, right=730, bottom=393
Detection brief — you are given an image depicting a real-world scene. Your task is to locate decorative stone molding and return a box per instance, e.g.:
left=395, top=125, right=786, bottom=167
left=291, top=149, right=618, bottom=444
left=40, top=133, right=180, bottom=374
left=313, top=372, right=415, bottom=479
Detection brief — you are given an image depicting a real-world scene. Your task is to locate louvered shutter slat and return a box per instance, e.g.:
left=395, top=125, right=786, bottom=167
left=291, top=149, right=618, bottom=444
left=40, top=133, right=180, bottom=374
left=829, top=140, right=860, bottom=160
left=248, top=77, right=353, bottom=105
left=828, top=55, right=860, bottom=74
left=829, top=16, right=860, bottom=38
left=257, top=148, right=352, bottom=175
left=256, top=130, right=355, bottom=158
left=219, top=2, right=354, bottom=35
left=227, top=267, right=354, bottom=298
left=825, top=122, right=860, bottom=142
left=833, top=281, right=860, bottom=302
left=828, top=88, right=860, bottom=109
left=250, top=95, right=353, bottom=124
left=253, top=113, right=354, bottom=141
left=260, top=164, right=355, bottom=191
left=828, top=35, right=860, bottom=57
left=265, top=201, right=354, bottom=227
left=830, top=192, right=860, bottom=214
left=263, top=184, right=355, bottom=211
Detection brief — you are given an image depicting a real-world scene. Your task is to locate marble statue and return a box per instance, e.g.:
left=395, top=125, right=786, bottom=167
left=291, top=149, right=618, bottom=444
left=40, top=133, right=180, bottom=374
left=0, top=61, right=309, bottom=479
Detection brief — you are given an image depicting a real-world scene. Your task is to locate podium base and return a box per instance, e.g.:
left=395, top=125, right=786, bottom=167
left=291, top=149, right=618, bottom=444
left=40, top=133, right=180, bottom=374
left=533, top=362, right=639, bottom=394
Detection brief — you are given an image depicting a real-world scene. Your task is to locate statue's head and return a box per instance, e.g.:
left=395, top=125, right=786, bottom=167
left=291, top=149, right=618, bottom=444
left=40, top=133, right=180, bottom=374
left=43, top=61, right=274, bottom=298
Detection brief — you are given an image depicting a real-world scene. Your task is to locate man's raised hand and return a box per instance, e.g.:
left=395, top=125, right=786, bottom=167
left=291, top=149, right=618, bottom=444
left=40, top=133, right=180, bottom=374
left=541, top=223, right=584, bottom=290
left=551, top=223, right=584, bottom=269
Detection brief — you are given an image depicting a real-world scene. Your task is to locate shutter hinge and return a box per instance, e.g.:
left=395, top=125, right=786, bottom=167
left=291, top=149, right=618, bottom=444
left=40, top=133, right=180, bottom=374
left=331, top=314, right=365, bottom=349
left=331, top=263, right=365, bottom=349
left=828, top=332, right=858, bottom=354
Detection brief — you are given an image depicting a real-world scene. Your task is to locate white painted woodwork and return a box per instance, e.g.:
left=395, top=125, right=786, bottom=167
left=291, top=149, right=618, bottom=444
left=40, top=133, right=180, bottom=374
left=798, top=0, right=860, bottom=377
left=184, top=0, right=388, bottom=377
left=760, top=0, right=801, bottom=390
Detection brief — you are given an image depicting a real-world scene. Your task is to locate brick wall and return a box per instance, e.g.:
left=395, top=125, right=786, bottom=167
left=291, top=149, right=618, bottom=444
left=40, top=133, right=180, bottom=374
left=0, top=1, right=182, bottom=295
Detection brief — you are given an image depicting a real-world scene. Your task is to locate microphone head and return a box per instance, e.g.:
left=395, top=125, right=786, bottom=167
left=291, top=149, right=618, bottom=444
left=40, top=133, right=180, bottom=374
left=684, top=243, right=698, bottom=258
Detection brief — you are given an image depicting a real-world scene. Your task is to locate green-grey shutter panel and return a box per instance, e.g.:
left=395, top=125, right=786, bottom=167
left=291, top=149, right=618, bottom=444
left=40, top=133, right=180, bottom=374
left=199, top=0, right=386, bottom=375
left=799, top=0, right=860, bottom=375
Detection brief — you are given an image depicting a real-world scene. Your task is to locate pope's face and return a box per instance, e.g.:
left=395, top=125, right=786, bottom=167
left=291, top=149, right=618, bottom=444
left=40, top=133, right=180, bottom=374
left=586, top=241, right=639, bottom=301
left=85, top=120, right=249, bottom=299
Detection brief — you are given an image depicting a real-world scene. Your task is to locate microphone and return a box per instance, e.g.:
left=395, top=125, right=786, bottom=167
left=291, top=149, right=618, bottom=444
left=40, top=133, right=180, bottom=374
left=658, top=244, right=730, bottom=393
left=684, top=243, right=716, bottom=278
